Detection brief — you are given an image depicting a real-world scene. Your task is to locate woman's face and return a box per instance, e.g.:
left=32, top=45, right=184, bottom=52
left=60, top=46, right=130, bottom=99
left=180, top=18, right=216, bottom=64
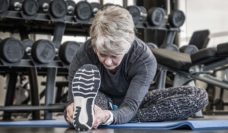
left=95, top=49, right=125, bottom=70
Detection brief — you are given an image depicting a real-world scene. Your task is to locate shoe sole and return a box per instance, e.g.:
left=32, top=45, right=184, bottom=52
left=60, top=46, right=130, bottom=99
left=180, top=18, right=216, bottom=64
left=72, top=64, right=101, bottom=131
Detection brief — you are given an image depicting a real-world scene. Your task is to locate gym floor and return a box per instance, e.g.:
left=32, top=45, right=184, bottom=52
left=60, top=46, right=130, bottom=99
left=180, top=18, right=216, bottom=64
left=1, top=127, right=228, bottom=133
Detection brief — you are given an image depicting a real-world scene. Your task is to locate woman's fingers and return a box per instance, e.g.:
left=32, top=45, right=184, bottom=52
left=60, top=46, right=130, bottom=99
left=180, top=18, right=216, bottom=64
left=66, top=103, right=74, bottom=124
left=93, top=117, right=102, bottom=129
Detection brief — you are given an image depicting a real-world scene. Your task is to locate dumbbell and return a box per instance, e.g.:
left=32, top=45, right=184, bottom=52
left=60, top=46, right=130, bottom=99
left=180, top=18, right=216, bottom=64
left=90, top=2, right=102, bottom=15
left=31, top=39, right=56, bottom=64
left=49, top=0, right=67, bottom=18
left=75, top=1, right=92, bottom=20
left=65, top=0, right=76, bottom=15
left=23, top=39, right=80, bottom=64
left=0, top=37, right=24, bottom=63
left=147, top=7, right=166, bottom=26
left=22, top=0, right=39, bottom=16
left=38, top=0, right=68, bottom=18
left=147, top=42, right=158, bottom=49
left=0, top=0, right=9, bottom=14
left=179, top=44, right=198, bottom=55
left=22, top=39, right=56, bottom=64
left=168, top=10, right=185, bottom=28
left=59, top=41, right=80, bottom=65
left=9, top=0, right=23, bottom=11
left=38, top=0, right=50, bottom=13
left=22, top=39, right=33, bottom=58
left=127, top=5, right=147, bottom=24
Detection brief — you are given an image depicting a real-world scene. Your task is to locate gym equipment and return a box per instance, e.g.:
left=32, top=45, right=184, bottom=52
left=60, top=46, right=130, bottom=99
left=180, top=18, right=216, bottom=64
left=1, top=119, right=228, bottom=130
left=178, top=30, right=210, bottom=58
left=22, top=39, right=33, bottom=58
left=59, top=41, right=80, bottom=65
left=214, top=98, right=224, bottom=110
left=168, top=10, right=185, bottom=28
left=9, top=0, right=23, bottom=11
left=22, top=39, right=33, bottom=50
left=90, top=2, right=102, bottom=15
left=163, top=44, right=179, bottom=51
left=65, top=0, right=76, bottom=15
left=22, top=0, right=39, bottom=16
left=217, top=42, right=228, bottom=56
left=127, top=5, right=147, bottom=24
left=31, top=39, right=56, bottom=64
left=147, top=42, right=158, bottom=49
left=151, top=42, right=228, bottom=90
left=159, top=29, right=179, bottom=52
left=41, top=81, right=68, bottom=103
left=38, top=0, right=50, bottom=13
left=0, top=37, right=24, bottom=63
left=189, top=29, right=210, bottom=49
left=147, top=7, right=166, bottom=26
left=0, top=0, right=9, bottom=13
left=179, top=44, right=199, bottom=55
left=75, top=1, right=92, bottom=20
left=205, top=84, right=215, bottom=112
left=49, top=0, right=67, bottom=18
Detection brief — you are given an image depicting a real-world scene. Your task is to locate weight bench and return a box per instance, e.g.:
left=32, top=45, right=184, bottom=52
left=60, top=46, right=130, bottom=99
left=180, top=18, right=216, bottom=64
left=151, top=42, right=228, bottom=89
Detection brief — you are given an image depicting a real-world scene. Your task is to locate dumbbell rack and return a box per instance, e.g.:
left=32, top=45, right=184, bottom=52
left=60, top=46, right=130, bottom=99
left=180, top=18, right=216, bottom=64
left=0, top=10, right=91, bottom=36
left=0, top=9, right=74, bottom=120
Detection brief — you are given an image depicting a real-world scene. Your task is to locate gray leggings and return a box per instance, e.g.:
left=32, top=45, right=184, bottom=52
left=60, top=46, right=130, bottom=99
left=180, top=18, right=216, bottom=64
left=95, top=86, right=208, bottom=122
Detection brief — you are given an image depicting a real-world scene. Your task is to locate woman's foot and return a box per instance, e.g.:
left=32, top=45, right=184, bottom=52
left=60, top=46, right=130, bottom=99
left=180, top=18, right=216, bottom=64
left=72, top=64, right=101, bottom=131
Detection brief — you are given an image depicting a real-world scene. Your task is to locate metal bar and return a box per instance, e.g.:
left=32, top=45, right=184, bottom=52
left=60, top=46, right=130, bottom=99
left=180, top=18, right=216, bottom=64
left=44, top=68, right=57, bottom=120
left=3, top=72, right=18, bottom=120
left=194, top=74, right=228, bottom=89
left=55, top=86, right=64, bottom=103
left=164, top=30, right=177, bottom=45
left=0, top=104, right=66, bottom=112
left=28, top=67, right=41, bottom=120
left=203, top=58, right=228, bottom=71
left=52, top=22, right=66, bottom=48
left=157, top=67, right=167, bottom=89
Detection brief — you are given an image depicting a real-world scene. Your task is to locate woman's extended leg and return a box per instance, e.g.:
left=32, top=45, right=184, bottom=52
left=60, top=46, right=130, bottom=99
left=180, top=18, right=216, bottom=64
left=133, top=86, right=208, bottom=122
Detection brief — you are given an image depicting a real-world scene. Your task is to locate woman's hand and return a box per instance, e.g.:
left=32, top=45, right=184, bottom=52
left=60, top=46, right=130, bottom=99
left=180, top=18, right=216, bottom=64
left=65, top=102, right=74, bottom=125
left=92, top=105, right=111, bottom=129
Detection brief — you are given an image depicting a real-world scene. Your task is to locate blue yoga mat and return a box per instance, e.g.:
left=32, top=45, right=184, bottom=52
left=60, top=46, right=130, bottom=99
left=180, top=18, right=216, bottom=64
left=0, top=119, right=227, bottom=130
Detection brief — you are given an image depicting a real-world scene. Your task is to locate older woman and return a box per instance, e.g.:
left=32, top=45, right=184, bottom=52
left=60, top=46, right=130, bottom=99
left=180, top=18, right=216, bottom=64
left=64, top=5, right=208, bottom=131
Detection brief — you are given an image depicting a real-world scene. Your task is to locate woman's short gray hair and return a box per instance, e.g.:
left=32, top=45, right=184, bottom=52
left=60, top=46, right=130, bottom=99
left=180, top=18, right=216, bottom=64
left=90, top=5, right=135, bottom=55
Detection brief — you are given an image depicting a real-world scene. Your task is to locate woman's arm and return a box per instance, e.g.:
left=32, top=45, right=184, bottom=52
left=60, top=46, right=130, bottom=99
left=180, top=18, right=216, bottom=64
left=112, top=53, right=157, bottom=124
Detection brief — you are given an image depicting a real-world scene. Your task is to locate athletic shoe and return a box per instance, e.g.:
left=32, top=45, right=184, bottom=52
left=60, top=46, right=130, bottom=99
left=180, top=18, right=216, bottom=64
left=72, top=64, right=101, bottom=131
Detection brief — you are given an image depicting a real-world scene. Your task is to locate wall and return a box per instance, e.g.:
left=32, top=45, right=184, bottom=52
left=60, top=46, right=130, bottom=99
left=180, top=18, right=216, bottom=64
left=179, top=0, right=228, bottom=47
